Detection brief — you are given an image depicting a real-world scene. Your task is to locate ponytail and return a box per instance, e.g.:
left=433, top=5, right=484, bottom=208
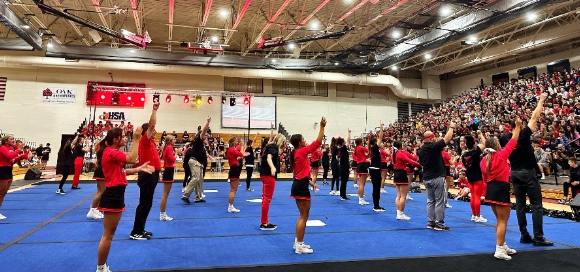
left=96, top=128, right=124, bottom=168
left=96, top=140, right=107, bottom=168
left=289, top=134, right=302, bottom=173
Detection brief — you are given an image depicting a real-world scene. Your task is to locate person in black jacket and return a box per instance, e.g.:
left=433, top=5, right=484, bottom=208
left=321, top=144, right=330, bottom=185
left=244, top=133, right=259, bottom=192
left=562, top=158, right=580, bottom=204
left=338, top=129, right=351, bottom=200
left=329, top=138, right=340, bottom=195
left=56, top=138, right=74, bottom=194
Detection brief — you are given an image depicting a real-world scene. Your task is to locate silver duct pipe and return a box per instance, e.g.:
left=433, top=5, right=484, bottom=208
left=0, top=1, right=42, bottom=50
left=0, top=38, right=34, bottom=51
left=0, top=53, right=437, bottom=100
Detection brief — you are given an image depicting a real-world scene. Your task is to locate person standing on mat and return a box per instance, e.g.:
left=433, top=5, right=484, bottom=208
left=329, top=138, right=340, bottom=195
left=96, top=127, right=154, bottom=272
left=87, top=143, right=105, bottom=220
left=245, top=133, right=259, bottom=192
left=321, top=144, right=330, bottom=186
left=182, top=142, right=191, bottom=192
left=56, top=138, right=74, bottom=195
left=499, top=93, right=553, bottom=247
left=338, top=129, right=352, bottom=200
left=0, top=135, right=31, bottom=220
left=461, top=132, right=488, bottom=223
left=130, top=102, right=162, bottom=240
left=182, top=117, right=211, bottom=204
left=418, top=121, right=455, bottom=231
left=379, top=142, right=390, bottom=194
left=160, top=135, right=178, bottom=221
left=290, top=116, right=326, bottom=254
left=354, top=138, right=370, bottom=205
left=226, top=137, right=250, bottom=213
left=259, top=134, right=285, bottom=230
left=481, top=118, right=522, bottom=260
left=309, top=146, right=323, bottom=191
left=392, top=141, right=421, bottom=220
left=368, top=121, right=386, bottom=212
left=72, top=134, right=89, bottom=190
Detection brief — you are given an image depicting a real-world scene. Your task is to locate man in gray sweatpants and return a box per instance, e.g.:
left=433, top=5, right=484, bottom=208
left=181, top=116, right=211, bottom=204
left=418, top=122, right=455, bottom=231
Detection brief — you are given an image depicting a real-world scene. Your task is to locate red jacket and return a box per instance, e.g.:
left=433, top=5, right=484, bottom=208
left=163, top=145, right=176, bottom=168
left=0, top=145, right=28, bottom=167
left=393, top=150, right=421, bottom=170
left=227, top=146, right=243, bottom=166
left=293, top=140, right=321, bottom=180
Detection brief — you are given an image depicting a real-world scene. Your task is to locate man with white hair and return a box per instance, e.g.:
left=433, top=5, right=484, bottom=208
left=417, top=122, right=455, bottom=231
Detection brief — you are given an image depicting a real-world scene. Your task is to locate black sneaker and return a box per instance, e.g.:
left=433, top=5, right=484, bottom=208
left=520, top=235, right=533, bottom=244
left=71, top=186, right=81, bottom=190
left=340, top=197, right=350, bottom=201
left=56, top=189, right=65, bottom=195
left=532, top=237, right=554, bottom=246
left=194, top=199, right=206, bottom=203
left=434, top=223, right=450, bottom=231
left=129, top=233, right=149, bottom=240
left=259, top=223, right=278, bottom=230
left=181, top=197, right=191, bottom=204
left=373, top=207, right=386, bottom=212
left=246, top=188, right=254, bottom=192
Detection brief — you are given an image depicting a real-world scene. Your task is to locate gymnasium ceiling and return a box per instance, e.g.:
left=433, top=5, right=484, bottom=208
left=1, top=0, right=579, bottom=75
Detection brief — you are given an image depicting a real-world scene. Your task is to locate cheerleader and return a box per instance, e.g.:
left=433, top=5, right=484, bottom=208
left=226, top=137, right=250, bottom=213
left=379, top=142, right=391, bottom=194
left=245, top=133, right=259, bottom=192
left=354, top=138, right=370, bottom=205
left=96, top=127, right=154, bottom=272
left=480, top=118, right=521, bottom=260
left=329, top=138, right=340, bottom=195
left=289, top=117, right=326, bottom=254
left=160, top=135, right=178, bottom=221
left=56, top=138, right=74, bottom=194
left=368, top=121, right=385, bottom=212
left=87, top=144, right=105, bottom=219
left=259, top=134, right=286, bottom=230
left=338, top=130, right=351, bottom=200
left=0, top=136, right=30, bottom=220
left=461, top=131, right=488, bottom=223
left=392, top=141, right=421, bottom=220
left=309, top=146, right=322, bottom=190
left=71, top=134, right=90, bottom=190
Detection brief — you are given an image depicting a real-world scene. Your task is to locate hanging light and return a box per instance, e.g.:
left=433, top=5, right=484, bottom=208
left=100, top=94, right=105, bottom=99
left=243, top=96, right=249, bottom=105
left=166, top=94, right=172, bottom=103
left=207, top=96, right=213, bottom=104
left=183, top=95, right=190, bottom=104
left=229, top=97, right=236, bottom=106
left=221, top=95, right=227, bottom=104
left=153, top=93, right=160, bottom=103
left=195, top=95, right=202, bottom=105
left=140, top=97, right=145, bottom=102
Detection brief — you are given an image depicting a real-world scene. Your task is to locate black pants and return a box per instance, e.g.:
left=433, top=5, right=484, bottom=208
left=331, top=164, right=340, bottom=191
left=370, top=168, right=382, bottom=208
left=563, top=182, right=580, bottom=198
left=246, top=166, right=254, bottom=189
left=511, top=169, right=544, bottom=239
left=339, top=166, right=350, bottom=198
left=58, top=166, right=71, bottom=190
left=132, top=171, right=159, bottom=235
left=322, top=163, right=329, bottom=180
left=183, top=165, right=191, bottom=188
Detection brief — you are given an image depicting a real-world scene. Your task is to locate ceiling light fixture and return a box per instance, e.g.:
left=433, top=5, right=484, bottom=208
left=392, top=30, right=402, bottom=39
left=391, top=66, right=398, bottom=71
left=288, top=43, right=296, bottom=50
left=425, top=53, right=432, bottom=60
left=219, top=9, right=229, bottom=19
left=526, top=12, right=539, bottom=22
left=211, top=35, right=219, bottom=42
left=440, top=5, right=453, bottom=17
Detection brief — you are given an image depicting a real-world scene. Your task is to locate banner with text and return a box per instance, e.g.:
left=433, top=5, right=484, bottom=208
left=42, top=87, right=76, bottom=104
left=97, top=108, right=132, bottom=122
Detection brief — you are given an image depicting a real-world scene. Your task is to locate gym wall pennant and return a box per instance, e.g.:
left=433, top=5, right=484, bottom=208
left=42, top=87, right=76, bottom=104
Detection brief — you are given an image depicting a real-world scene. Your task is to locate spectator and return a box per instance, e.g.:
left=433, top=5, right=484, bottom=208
left=41, top=143, right=51, bottom=170
left=560, top=158, right=580, bottom=204
left=533, top=143, right=549, bottom=180
left=553, top=143, right=572, bottom=177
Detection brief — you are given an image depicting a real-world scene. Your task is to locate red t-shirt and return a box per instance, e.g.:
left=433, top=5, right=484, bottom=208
left=310, top=150, right=322, bottom=162
left=139, top=133, right=161, bottom=171
left=227, top=146, right=243, bottom=166
left=441, top=151, right=451, bottom=167
left=393, top=150, right=421, bottom=171
left=102, top=147, right=128, bottom=187
left=163, top=145, right=176, bottom=168
left=126, top=124, right=134, bottom=131
left=480, top=139, right=517, bottom=183
left=293, top=140, right=321, bottom=180
left=458, top=177, right=468, bottom=189
left=354, top=145, right=369, bottom=164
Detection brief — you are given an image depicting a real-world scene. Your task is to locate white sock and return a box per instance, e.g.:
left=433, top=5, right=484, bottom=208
left=160, top=212, right=166, bottom=216
left=396, top=210, right=402, bottom=215
left=97, top=264, right=106, bottom=271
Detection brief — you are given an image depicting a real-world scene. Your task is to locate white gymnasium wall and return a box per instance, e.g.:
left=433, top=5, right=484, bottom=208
left=0, top=65, right=401, bottom=165
left=440, top=47, right=580, bottom=99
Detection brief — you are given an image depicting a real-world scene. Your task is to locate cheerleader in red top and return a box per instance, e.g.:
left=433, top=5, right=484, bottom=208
left=454, top=171, right=470, bottom=200
left=392, top=141, right=421, bottom=220
left=96, top=127, right=154, bottom=272
left=480, top=118, right=521, bottom=261
left=309, top=146, right=323, bottom=190
left=379, top=143, right=391, bottom=194
left=442, top=148, right=453, bottom=208
left=354, top=138, right=370, bottom=205
left=351, top=151, right=358, bottom=188
left=289, top=117, right=326, bottom=254
left=226, top=137, right=250, bottom=213
left=160, top=135, right=178, bottom=221
left=0, top=136, right=31, bottom=220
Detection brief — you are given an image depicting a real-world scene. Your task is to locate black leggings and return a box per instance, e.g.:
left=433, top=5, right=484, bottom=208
left=58, top=166, right=71, bottom=190
left=322, top=163, right=329, bottom=180
left=370, top=168, right=382, bottom=208
left=246, top=166, right=254, bottom=189
left=132, top=171, right=159, bottom=235
left=183, top=165, right=191, bottom=188
left=331, top=164, right=340, bottom=191
left=563, top=182, right=580, bottom=198
left=339, top=167, right=350, bottom=198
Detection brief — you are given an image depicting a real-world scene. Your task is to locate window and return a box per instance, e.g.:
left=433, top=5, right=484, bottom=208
left=411, top=103, right=431, bottom=116
left=272, top=80, right=328, bottom=97
left=397, top=102, right=409, bottom=120
left=224, top=77, right=263, bottom=93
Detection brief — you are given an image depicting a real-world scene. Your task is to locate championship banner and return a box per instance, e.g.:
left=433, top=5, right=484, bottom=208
left=42, top=87, right=76, bottom=104
left=97, top=108, right=131, bottom=122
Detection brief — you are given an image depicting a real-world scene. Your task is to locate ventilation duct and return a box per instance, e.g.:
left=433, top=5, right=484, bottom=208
left=0, top=2, right=42, bottom=50
left=0, top=38, right=34, bottom=51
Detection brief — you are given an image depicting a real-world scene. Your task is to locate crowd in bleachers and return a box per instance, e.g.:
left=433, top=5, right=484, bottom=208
left=381, top=67, right=580, bottom=203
